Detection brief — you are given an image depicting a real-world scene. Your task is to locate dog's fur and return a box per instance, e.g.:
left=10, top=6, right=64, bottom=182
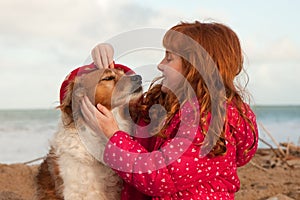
left=35, top=68, right=142, bottom=200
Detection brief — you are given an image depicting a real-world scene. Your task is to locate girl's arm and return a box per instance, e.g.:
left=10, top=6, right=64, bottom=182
left=227, top=103, right=259, bottom=167
left=103, top=108, right=236, bottom=197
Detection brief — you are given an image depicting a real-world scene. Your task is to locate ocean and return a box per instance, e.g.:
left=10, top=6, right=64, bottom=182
left=0, top=106, right=300, bottom=164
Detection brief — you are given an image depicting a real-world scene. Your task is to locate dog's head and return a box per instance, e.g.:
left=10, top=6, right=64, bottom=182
left=58, top=67, right=142, bottom=126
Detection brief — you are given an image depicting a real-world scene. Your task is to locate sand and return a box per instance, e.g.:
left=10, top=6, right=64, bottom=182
left=0, top=148, right=299, bottom=200
left=0, top=164, right=38, bottom=200
left=236, top=148, right=300, bottom=200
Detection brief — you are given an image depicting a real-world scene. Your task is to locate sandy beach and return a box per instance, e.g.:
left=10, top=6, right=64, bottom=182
left=0, top=148, right=299, bottom=200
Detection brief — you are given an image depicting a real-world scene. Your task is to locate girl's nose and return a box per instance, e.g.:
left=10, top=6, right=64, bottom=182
left=157, top=62, right=164, bottom=72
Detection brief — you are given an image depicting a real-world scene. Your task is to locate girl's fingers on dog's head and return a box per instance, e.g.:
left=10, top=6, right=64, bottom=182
left=100, top=48, right=109, bottom=69
left=107, top=45, right=114, bottom=68
left=109, top=59, right=114, bottom=69
left=80, top=97, right=91, bottom=121
left=92, top=47, right=103, bottom=68
left=83, top=96, right=107, bottom=121
left=91, top=43, right=114, bottom=69
left=96, top=103, right=111, bottom=117
left=81, top=96, right=96, bottom=121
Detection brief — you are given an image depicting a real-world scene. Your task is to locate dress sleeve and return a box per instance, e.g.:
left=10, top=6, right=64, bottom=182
left=227, top=104, right=259, bottom=167
left=104, top=131, right=177, bottom=196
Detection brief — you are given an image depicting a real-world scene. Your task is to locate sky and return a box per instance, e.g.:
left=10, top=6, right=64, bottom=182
left=0, top=0, right=300, bottom=109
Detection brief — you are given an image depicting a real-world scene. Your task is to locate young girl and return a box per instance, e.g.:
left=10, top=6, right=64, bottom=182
left=80, top=21, right=258, bottom=199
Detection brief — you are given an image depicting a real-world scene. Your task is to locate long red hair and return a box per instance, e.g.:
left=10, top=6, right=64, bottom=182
left=139, top=21, right=256, bottom=156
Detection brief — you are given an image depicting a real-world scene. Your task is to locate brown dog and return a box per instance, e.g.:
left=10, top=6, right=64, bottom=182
left=35, top=68, right=142, bottom=200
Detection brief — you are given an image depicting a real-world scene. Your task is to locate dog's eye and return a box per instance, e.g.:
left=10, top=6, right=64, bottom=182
left=101, top=76, right=115, bottom=81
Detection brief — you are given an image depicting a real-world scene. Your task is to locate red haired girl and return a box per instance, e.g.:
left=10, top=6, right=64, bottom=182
left=80, top=21, right=258, bottom=199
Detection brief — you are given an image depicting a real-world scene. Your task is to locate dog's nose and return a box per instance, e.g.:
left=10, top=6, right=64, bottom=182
left=130, top=75, right=142, bottom=82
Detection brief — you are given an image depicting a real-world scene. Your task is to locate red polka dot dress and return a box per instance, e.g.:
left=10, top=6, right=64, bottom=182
left=104, top=102, right=258, bottom=200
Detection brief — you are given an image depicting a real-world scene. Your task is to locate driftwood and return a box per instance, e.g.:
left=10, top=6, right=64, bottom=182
left=249, top=160, right=268, bottom=172
left=22, top=156, right=45, bottom=165
left=255, top=122, right=300, bottom=170
left=280, top=142, right=300, bottom=152
left=259, top=122, right=286, bottom=157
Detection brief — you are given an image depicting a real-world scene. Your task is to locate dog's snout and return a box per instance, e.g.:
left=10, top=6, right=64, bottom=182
left=131, top=75, right=142, bottom=82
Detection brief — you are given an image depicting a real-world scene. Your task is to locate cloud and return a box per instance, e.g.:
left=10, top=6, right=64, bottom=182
left=0, top=0, right=172, bottom=109
left=0, top=0, right=299, bottom=108
left=244, top=36, right=300, bottom=64
left=246, top=63, right=300, bottom=105
left=0, top=0, right=158, bottom=52
left=243, top=35, right=300, bottom=105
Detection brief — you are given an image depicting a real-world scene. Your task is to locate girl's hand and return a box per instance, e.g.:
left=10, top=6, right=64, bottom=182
left=91, top=43, right=115, bottom=69
left=80, top=96, right=119, bottom=139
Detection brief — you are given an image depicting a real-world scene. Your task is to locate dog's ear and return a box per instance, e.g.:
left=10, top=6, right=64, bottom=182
left=57, top=80, right=75, bottom=124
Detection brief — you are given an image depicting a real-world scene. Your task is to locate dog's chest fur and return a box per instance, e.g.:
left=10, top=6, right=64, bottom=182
left=48, top=107, right=132, bottom=200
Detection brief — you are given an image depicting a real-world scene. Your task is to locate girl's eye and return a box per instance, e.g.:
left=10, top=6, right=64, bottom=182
left=164, top=51, right=173, bottom=62
left=166, top=56, right=172, bottom=62
left=101, top=76, right=115, bottom=81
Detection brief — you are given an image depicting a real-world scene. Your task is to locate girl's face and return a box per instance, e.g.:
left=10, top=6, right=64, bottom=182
left=158, top=51, right=184, bottom=93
